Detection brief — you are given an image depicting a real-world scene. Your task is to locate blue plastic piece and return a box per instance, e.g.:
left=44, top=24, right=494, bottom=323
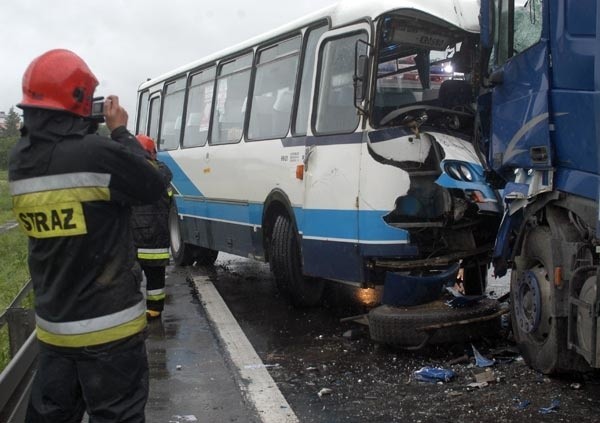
left=382, top=262, right=460, bottom=306
left=413, top=367, right=456, bottom=383
left=472, top=344, right=495, bottom=367
left=539, top=399, right=560, bottom=414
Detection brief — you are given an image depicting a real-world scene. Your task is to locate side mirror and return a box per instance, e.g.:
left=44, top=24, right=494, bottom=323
left=354, top=39, right=371, bottom=114
left=480, top=0, right=494, bottom=50
left=354, top=54, right=368, bottom=102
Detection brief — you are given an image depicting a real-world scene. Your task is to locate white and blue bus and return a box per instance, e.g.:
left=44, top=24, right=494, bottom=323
left=136, top=0, right=501, bottom=343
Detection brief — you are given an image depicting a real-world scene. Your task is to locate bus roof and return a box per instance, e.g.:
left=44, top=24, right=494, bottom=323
left=138, top=0, right=479, bottom=91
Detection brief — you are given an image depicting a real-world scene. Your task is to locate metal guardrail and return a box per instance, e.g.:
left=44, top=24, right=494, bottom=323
left=0, top=280, right=37, bottom=422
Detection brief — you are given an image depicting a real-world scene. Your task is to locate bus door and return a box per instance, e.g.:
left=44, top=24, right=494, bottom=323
left=302, top=24, right=370, bottom=283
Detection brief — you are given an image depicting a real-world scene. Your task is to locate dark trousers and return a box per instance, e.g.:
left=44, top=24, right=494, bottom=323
left=26, top=333, right=148, bottom=423
left=143, top=265, right=166, bottom=312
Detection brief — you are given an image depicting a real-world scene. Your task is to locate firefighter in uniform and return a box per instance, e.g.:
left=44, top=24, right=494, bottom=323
left=8, top=49, right=166, bottom=422
left=132, top=134, right=172, bottom=319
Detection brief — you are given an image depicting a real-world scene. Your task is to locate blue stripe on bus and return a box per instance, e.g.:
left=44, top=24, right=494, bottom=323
left=177, top=196, right=408, bottom=243
left=300, top=209, right=408, bottom=242
left=158, top=152, right=203, bottom=197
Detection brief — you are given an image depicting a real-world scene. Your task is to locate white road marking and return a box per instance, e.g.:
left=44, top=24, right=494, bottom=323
left=192, top=275, right=299, bottom=423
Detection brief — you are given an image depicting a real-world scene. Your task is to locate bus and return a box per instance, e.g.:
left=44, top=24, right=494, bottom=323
left=136, top=0, right=502, bottom=344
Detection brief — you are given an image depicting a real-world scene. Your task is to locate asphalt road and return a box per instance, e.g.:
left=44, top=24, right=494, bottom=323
left=149, top=254, right=600, bottom=422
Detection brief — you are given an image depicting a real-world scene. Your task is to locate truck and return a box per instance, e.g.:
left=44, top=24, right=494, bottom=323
left=478, top=0, right=600, bottom=373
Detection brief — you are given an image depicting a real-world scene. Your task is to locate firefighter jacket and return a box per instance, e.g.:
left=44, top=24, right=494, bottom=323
left=8, top=109, right=166, bottom=348
left=131, top=160, right=172, bottom=267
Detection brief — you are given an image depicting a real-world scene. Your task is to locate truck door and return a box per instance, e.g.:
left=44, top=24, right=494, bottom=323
left=487, top=0, right=551, bottom=176
left=302, top=23, right=370, bottom=282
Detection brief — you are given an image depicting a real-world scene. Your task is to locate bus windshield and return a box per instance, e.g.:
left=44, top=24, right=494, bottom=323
left=373, top=14, right=477, bottom=128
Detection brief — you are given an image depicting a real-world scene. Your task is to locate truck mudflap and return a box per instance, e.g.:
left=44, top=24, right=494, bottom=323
left=368, top=297, right=504, bottom=348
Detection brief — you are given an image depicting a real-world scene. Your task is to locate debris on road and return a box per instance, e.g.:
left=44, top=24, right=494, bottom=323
left=539, top=399, right=560, bottom=414
left=318, top=388, right=333, bottom=397
left=472, top=344, right=495, bottom=367
left=413, top=367, right=456, bottom=383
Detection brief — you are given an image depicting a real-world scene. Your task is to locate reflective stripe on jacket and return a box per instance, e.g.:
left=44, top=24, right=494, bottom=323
left=35, top=300, right=146, bottom=347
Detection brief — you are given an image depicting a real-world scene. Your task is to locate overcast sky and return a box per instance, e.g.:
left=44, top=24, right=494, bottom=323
left=1, top=0, right=336, bottom=128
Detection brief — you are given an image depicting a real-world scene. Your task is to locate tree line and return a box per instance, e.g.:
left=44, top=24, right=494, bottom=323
left=0, top=107, right=21, bottom=171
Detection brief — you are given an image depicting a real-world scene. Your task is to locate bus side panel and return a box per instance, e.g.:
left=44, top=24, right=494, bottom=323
left=301, top=135, right=362, bottom=282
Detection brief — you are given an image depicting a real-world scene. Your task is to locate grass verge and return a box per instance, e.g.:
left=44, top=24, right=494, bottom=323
left=0, top=170, right=31, bottom=371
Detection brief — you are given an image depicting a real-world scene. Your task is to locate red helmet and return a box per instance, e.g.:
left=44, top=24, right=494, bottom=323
left=18, top=49, right=99, bottom=117
left=136, top=134, right=157, bottom=155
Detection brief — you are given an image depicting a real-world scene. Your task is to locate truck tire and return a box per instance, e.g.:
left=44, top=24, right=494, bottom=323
left=510, top=226, right=566, bottom=374
left=369, top=298, right=499, bottom=346
left=270, top=214, right=324, bottom=307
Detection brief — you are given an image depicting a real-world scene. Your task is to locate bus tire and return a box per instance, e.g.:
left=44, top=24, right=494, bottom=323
left=270, top=214, right=324, bottom=307
left=169, top=203, right=195, bottom=266
left=510, top=226, right=567, bottom=374
left=368, top=298, right=499, bottom=346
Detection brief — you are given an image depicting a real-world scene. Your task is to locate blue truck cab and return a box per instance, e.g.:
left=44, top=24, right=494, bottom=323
left=479, top=0, right=600, bottom=373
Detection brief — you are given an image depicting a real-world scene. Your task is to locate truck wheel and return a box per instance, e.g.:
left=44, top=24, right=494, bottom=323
left=369, top=298, right=499, bottom=346
left=270, top=214, right=324, bottom=307
left=169, top=204, right=196, bottom=266
left=511, top=226, right=565, bottom=374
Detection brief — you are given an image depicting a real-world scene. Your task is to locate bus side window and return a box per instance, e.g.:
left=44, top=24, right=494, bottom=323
left=294, top=24, right=328, bottom=136
left=211, top=53, right=252, bottom=145
left=183, top=67, right=215, bottom=148
left=160, top=77, right=186, bottom=150
left=136, top=90, right=149, bottom=135
left=147, top=96, right=161, bottom=144
left=315, top=32, right=366, bottom=135
left=248, top=36, right=301, bottom=140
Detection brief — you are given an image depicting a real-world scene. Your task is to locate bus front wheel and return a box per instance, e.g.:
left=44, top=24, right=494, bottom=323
left=270, top=214, right=324, bottom=307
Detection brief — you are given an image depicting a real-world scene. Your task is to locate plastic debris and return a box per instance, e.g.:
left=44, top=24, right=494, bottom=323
left=413, top=367, right=456, bottom=383
left=515, top=399, right=531, bottom=410
left=472, top=344, right=495, bottom=367
left=539, top=399, right=560, bottom=414
left=466, top=382, right=488, bottom=389
left=170, top=416, right=198, bottom=422
left=473, top=368, right=495, bottom=383
left=446, top=295, right=486, bottom=308
left=318, top=388, right=333, bottom=397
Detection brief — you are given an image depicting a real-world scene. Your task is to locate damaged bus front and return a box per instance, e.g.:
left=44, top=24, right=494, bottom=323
left=351, top=3, right=502, bottom=344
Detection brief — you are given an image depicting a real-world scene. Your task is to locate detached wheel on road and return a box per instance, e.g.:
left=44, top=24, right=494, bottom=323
left=169, top=204, right=218, bottom=266
left=510, top=226, right=573, bottom=374
left=270, top=214, right=324, bottom=307
left=369, top=298, right=500, bottom=347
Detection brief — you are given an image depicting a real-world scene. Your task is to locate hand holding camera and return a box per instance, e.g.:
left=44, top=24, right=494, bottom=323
left=103, top=95, right=128, bottom=131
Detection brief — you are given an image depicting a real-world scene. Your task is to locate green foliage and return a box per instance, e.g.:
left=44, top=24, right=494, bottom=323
left=0, top=135, right=18, bottom=172
left=1, top=107, right=22, bottom=138
left=0, top=169, right=31, bottom=370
